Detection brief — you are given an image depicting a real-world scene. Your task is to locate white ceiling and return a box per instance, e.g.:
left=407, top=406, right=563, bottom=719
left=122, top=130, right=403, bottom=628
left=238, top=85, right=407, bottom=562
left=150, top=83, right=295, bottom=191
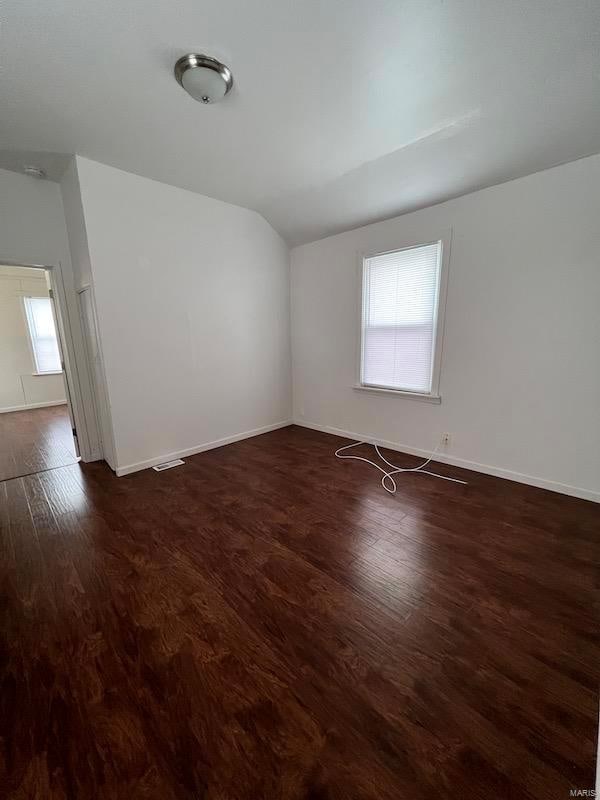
left=1, top=0, right=599, bottom=245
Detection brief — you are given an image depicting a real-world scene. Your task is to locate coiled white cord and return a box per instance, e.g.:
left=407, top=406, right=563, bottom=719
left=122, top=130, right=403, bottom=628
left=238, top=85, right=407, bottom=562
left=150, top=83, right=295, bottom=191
left=334, top=440, right=467, bottom=494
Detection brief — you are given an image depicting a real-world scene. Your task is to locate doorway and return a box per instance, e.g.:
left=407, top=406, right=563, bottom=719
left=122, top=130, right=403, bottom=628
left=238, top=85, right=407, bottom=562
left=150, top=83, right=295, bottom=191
left=0, top=264, right=80, bottom=481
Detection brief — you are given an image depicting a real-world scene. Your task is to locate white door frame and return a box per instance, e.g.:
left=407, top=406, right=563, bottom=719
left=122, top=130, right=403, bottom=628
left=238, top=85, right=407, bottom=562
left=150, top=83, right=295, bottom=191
left=77, top=284, right=117, bottom=469
left=0, top=258, right=103, bottom=463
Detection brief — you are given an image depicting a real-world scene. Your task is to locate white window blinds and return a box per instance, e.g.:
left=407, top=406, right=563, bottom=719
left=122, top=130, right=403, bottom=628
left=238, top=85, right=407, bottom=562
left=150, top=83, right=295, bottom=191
left=361, top=241, right=442, bottom=394
left=23, top=296, right=62, bottom=374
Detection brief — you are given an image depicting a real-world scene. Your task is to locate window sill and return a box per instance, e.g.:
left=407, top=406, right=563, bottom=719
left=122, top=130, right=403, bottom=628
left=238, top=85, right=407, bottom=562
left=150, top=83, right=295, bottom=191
left=32, top=371, right=63, bottom=376
left=353, top=384, right=441, bottom=403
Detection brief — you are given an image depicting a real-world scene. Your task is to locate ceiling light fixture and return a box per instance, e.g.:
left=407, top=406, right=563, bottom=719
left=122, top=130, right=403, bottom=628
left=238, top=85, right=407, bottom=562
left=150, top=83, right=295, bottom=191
left=23, top=165, right=46, bottom=179
left=174, top=54, right=233, bottom=104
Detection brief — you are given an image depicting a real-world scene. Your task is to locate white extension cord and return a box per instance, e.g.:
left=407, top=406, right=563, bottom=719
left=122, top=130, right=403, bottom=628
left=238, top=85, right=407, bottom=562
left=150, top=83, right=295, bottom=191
left=334, top=439, right=467, bottom=494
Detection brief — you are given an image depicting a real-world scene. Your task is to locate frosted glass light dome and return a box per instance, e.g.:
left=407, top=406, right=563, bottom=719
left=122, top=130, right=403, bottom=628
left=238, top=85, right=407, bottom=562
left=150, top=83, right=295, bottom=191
left=174, top=54, right=233, bottom=104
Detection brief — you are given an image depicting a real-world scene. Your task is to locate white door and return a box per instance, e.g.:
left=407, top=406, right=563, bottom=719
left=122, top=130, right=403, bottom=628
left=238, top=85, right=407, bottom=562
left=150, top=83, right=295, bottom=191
left=78, top=287, right=115, bottom=468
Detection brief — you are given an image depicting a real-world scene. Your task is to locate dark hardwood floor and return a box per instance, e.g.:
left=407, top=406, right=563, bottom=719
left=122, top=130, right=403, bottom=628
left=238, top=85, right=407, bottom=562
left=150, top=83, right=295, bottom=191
left=0, top=404, right=78, bottom=482
left=0, top=425, right=598, bottom=799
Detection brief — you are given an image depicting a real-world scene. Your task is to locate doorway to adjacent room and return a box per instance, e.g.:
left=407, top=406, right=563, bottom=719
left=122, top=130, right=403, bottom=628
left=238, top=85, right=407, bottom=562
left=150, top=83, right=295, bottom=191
left=0, top=263, right=79, bottom=481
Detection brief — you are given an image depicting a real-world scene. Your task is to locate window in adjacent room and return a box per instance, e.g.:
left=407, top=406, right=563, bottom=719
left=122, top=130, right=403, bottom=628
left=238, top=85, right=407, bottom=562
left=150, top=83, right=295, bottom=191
left=360, top=240, right=445, bottom=396
left=23, top=296, right=62, bottom=374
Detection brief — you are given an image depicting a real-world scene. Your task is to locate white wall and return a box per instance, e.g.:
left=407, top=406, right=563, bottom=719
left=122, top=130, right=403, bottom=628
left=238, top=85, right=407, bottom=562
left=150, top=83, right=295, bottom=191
left=74, top=157, right=292, bottom=474
left=0, top=167, right=101, bottom=458
left=0, top=265, right=66, bottom=412
left=291, top=155, right=600, bottom=501
left=0, top=167, right=71, bottom=269
left=61, top=159, right=94, bottom=290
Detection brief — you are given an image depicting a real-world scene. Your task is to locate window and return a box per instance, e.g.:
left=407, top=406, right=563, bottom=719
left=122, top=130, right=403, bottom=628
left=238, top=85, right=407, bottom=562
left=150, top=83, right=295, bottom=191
left=23, top=296, right=62, bottom=374
left=360, top=241, right=444, bottom=396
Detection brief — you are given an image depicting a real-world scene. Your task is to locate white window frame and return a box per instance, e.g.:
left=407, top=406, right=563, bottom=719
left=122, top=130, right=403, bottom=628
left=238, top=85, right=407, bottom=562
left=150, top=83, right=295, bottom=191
left=22, top=295, right=63, bottom=375
left=355, top=231, right=451, bottom=403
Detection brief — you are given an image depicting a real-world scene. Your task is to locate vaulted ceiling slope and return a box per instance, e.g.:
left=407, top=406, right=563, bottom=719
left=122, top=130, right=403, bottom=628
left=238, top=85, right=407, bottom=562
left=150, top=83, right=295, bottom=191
left=1, top=0, right=599, bottom=245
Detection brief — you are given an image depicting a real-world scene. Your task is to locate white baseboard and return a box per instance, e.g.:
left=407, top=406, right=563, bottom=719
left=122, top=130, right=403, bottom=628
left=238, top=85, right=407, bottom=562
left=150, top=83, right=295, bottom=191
left=293, top=419, right=600, bottom=504
left=115, top=420, right=293, bottom=477
left=0, top=400, right=67, bottom=414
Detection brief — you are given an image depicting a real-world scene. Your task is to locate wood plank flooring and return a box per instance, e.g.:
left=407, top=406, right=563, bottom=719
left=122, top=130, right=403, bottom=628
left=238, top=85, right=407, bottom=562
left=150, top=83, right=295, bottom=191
left=0, top=425, right=598, bottom=799
left=0, top=405, right=77, bottom=482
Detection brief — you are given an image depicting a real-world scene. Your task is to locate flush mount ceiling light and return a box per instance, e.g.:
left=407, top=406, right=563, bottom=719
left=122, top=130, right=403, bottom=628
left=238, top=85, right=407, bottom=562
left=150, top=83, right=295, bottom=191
left=23, top=165, right=46, bottom=179
left=174, top=54, right=233, bottom=104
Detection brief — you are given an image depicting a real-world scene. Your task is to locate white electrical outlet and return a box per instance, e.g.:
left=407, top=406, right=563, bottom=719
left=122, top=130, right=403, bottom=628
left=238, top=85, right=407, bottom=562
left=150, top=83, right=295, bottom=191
left=441, top=432, right=451, bottom=446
